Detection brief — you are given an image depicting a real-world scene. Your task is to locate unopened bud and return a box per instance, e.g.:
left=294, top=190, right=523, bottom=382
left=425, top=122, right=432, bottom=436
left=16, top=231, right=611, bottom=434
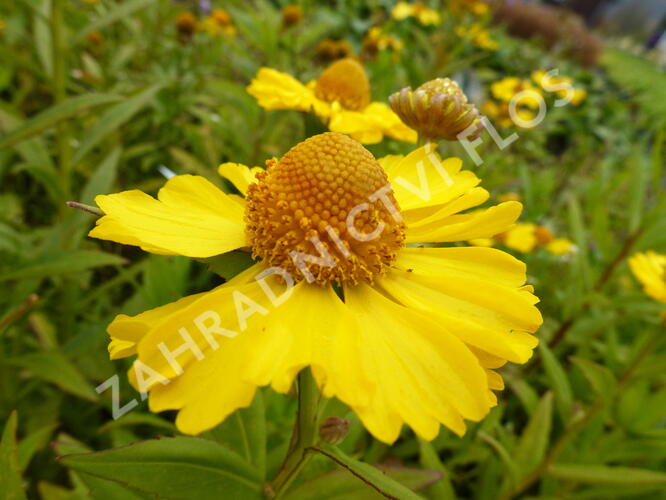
left=319, top=417, right=349, bottom=444
left=389, top=78, right=484, bottom=141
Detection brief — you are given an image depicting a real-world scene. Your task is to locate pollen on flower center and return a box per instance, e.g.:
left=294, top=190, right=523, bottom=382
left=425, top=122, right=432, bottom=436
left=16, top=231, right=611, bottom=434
left=244, top=132, right=406, bottom=285
left=314, top=58, right=371, bottom=111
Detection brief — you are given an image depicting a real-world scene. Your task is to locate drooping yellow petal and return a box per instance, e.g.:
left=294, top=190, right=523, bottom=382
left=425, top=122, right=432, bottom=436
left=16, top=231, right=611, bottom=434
left=406, top=201, right=522, bottom=243
left=218, top=162, right=262, bottom=196
left=377, top=247, right=542, bottom=364
left=344, top=283, right=492, bottom=443
left=90, top=175, right=246, bottom=258
left=629, top=251, right=666, bottom=304
left=246, top=67, right=317, bottom=112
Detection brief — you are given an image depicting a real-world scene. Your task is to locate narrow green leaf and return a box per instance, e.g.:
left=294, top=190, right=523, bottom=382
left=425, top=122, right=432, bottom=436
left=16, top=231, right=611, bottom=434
left=570, top=356, right=617, bottom=403
left=9, top=352, right=99, bottom=401
left=33, top=0, right=52, bottom=77
left=72, top=84, right=163, bottom=165
left=417, top=439, right=456, bottom=500
left=59, top=437, right=264, bottom=500
left=0, top=250, right=125, bottom=282
left=538, top=343, right=573, bottom=423
left=0, top=94, right=122, bottom=150
left=18, top=423, right=57, bottom=471
left=514, top=392, right=553, bottom=474
left=0, top=412, right=27, bottom=500
left=548, top=463, right=666, bottom=486
left=312, top=444, right=425, bottom=500
left=75, top=0, right=159, bottom=42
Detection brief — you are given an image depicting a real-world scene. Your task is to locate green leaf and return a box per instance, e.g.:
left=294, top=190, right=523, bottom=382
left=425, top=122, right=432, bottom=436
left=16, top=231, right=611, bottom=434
left=9, top=352, right=99, bottom=402
left=569, top=356, right=617, bottom=403
left=0, top=412, right=27, bottom=500
left=417, top=439, right=456, bottom=500
left=206, top=391, right=267, bottom=479
left=538, top=343, right=573, bottom=423
left=514, top=392, right=553, bottom=474
left=0, top=94, right=122, bottom=150
left=0, top=250, right=126, bottom=282
left=59, top=436, right=264, bottom=500
left=75, top=0, right=159, bottom=42
left=17, top=423, right=57, bottom=471
left=311, top=444, right=426, bottom=500
left=200, top=250, right=256, bottom=280
left=284, top=465, right=442, bottom=500
left=71, top=84, right=163, bottom=165
left=548, top=463, right=666, bottom=486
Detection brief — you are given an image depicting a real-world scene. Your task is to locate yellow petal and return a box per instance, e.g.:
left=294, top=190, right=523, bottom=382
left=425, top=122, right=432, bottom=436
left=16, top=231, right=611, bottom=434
left=406, top=201, right=522, bottom=243
left=90, top=175, right=246, bottom=258
left=246, top=68, right=316, bottom=112
left=328, top=102, right=416, bottom=144
left=344, top=283, right=491, bottom=443
left=629, top=251, right=666, bottom=304
left=218, top=162, right=262, bottom=196
left=377, top=247, right=542, bottom=363
left=504, top=223, right=538, bottom=253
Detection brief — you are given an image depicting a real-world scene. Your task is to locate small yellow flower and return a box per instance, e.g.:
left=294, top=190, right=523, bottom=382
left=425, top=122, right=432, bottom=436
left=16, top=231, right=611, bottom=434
left=532, top=70, right=587, bottom=105
left=281, top=5, right=303, bottom=28
left=91, top=132, right=541, bottom=443
left=491, top=77, right=542, bottom=108
left=392, top=2, right=441, bottom=26
left=247, top=58, right=416, bottom=144
left=389, top=78, right=484, bottom=141
left=200, top=9, right=236, bottom=37
left=362, top=27, right=403, bottom=60
left=546, top=238, right=575, bottom=256
left=491, top=224, right=574, bottom=255
left=629, top=252, right=666, bottom=304
left=451, top=0, right=490, bottom=16
left=456, top=23, right=498, bottom=51
left=482, top=100, right=535, bottom=129
left=175, top=12, right=198, bottom=39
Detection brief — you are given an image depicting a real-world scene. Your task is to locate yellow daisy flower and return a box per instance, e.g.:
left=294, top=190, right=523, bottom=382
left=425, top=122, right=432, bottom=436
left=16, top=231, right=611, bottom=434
left=247, top=58, right=416, bottom=144
left=456, top=23, right=498, bottom=51
left=490, top=77, right=542, bottom=108
left=90, top=132, right=541, bottom=444
left=629, top=251, right=666, bottom=304
left=200, top=9, right=236, bottom=37
left=532, top=70, right=587, bottom=105
left=392, top=2, right=442, bottom=26
left=483, top=223, right=574, bottom=256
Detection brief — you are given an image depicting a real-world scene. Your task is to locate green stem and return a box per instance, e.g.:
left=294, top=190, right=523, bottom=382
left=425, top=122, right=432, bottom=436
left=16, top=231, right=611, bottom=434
left=271, top=369, right=321, bottom=499
left=52, top=0, right=71, bottom=214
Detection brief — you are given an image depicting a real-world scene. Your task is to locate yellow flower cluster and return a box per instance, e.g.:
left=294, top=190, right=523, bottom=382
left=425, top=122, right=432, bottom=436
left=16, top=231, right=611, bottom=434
left=532, top=70, right=587, bottom=105
left=247, top=58, right=416, bottom=144
left=482, top=77, right=542, bottom=128
left=392, top=2, right=441, bottom=26
left=471, top=222, right=575, bottom=256
left=455, top=23, right=498, bottom=51
left=450, top=0, right=490, bottom=16
left=362, top=27, right=403, bottom=61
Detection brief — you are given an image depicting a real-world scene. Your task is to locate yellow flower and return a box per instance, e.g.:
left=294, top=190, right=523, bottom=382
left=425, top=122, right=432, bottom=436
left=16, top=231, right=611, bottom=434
left=546, top=238, right=575, bottom=256
left=502, top=223, right=539, bottom=253
left=200, top=9, right=236, bottom=37
left=362, top=27, right=403, bottom=60
left=491, top=224, right=574, bottom=256
left=531, top=70, right=587, bottom=105
left=175, top=12, right=197, bottom=40
left=451, top=0, right=490, bottom=16
left=456, top=23, right=498, bottom=51
left=91, top=132, right=541, bottom=443
left=314, top=38, right=353, bottom=63
left=629, top=252, right=666, bottom=304
left=247, top=58, right=416, bottom=144
left=482, top=100, right=535, bottom=129
left=490, top=77, right=542, bottom=108
left=392, top=2, right=441, bottom=25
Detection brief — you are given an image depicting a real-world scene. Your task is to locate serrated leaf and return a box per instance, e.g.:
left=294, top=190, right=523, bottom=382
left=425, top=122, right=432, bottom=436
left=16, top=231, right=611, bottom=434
left=59, top=436, right=264, bottom=500
left=548, top=463, right=666, bottom=486
left=0, top=94, right=122, bottom=150
left=0, top=412, right=27, bottom=500
left=0, top=250, right=126, bottom=282
left=72, top=84, right=163, bottom=165
left=311, top=444, right=426, bottom=500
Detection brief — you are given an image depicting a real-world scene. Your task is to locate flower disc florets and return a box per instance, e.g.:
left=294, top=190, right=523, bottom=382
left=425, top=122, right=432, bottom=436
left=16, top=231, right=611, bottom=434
left=245, top=132, right=406, bottom=285
left=389, top=77, right=484, bottom=141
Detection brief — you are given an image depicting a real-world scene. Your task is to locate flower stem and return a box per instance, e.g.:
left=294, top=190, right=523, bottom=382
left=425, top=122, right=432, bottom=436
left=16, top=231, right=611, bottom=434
left=271, top=369, right=321, bottom=499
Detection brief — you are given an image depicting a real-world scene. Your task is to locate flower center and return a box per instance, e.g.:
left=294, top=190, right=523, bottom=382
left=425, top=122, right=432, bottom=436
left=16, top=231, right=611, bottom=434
left=314, top=58, right=371, bottom=111
left=245, top=132, right=406, bottom=285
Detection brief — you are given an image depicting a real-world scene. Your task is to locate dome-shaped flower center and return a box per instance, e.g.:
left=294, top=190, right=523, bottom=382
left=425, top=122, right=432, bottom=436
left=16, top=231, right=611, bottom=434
left=314, top=58, right=371, bottom=111
left=245, top=132, right=406, bottom=285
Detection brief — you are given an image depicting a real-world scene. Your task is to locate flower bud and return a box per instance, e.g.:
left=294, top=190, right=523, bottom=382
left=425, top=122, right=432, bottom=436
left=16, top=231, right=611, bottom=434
left=281, top=5, right=303, bottom=28
left=389, top=78, right=484, bottom=141
left=319, top=416, right=350, bottom=445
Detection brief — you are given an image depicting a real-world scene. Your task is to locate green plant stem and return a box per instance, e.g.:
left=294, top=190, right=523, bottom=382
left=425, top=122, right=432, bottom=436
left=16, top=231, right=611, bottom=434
left=500, top=327, right=663, bottom=500
left=271, top=369, right=321, bottom=499
left=52, top=0, right=71, bottom=214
